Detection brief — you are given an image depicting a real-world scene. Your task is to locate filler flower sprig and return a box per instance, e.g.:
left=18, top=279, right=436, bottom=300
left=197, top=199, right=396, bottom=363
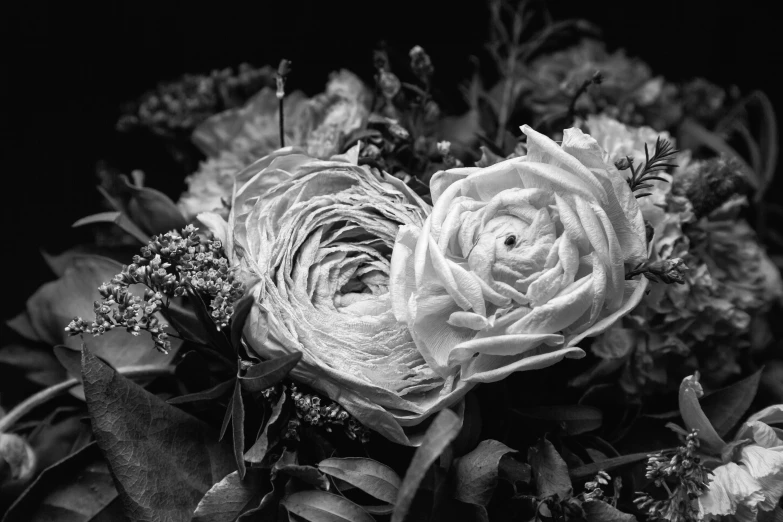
left=65, top=225, right=244, bottom=353
left=634, top=429, right=713, bottom=522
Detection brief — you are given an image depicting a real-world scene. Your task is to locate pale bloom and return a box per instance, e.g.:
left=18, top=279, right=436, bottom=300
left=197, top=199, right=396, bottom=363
left=199, top=147, right=471, bottom=445
left=698, top=405, right=783, bottom=521
left=388, top=125, right=649, bottom=383
left=179, top=71, right=371, bottom=219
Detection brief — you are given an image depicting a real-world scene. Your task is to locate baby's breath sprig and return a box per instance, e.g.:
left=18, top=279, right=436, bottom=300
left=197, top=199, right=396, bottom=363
left=288, top=383, right=370, bottom=443
left=581, top=470, right=612, bottom=502
left=65, top=225, right=244, bottom=353
left=619, top=137, right=679, bottom=198
left=634, top=429, right=712, bottom=522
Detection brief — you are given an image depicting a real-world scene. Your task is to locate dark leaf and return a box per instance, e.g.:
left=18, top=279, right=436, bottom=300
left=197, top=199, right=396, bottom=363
left=238, top=353, right=302, bottom=392
left=9, top=255, right=178, bottom=371
left=186, top=289, right=234, bottom=356
left=41, top=247, right=138, bottom=278
left=274, top=449, right=329, bottom=490
left=54, top=344, right=92, bottom=378
left=165, top=300, right=217, bottom=348
left=191, top=470, right=267, bottom=522
left=569, top=452, right=652, bottom=479
left=318, top=457, right=401, bottom=504
left=244, top=391, right=286, bottom=464
left=26, top=410, right=93, bottom=476
left=498, top=456, right=531, bottom=486
left=700, top=369, right=763, bottom=437
left=453, top=439, right=516, bottom=506
left=583, top=500, right=637, bottom=521
left=528, top=437, right=571, bottom=499
left=0, top=343, right=66, bottom=387
left=168, top=380, right=234, bottom=405
left=229, top=289, right=257, bottom=352
left=281, top=490, right=374, bottom=522
left=452, top=393, right=482, bottom=457
left=230, top=381, right=246, bottom=478
left=82, top=347, right=235, bottom=522
left=122, top=176, right=188, bottom=236
left=3, top=442, right=124, bottom=522
left=391, top=409, right=461, bottom=522
left=513, top=405, right=603, bottom=435
left=72, top=211, right=150, bottom=244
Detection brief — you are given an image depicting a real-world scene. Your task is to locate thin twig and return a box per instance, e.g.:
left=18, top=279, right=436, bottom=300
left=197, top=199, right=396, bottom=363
left=0, top=365, right=175, bottom=433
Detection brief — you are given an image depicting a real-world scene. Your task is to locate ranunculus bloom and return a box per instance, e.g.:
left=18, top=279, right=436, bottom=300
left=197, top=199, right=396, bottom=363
left=389, top=125, right=649, bottom=383
left=698, top=405, right=783, bottom=521
left=199, top=147, right=471, bottom=445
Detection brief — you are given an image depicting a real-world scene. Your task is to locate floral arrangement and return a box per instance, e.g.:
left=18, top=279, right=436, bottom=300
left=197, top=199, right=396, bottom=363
left=2, top=2, right=781, bottom=522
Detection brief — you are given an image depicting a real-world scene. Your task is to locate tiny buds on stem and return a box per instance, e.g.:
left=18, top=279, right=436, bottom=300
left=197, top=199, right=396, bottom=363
left=275, top=59, right=291, bottom=100
left=276, top=59, right=291, bottom=147
left=409, top=45, right=434, bottom=87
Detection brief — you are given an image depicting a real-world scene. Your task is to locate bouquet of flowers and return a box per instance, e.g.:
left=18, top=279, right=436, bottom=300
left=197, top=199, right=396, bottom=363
left=2, top=2, right=781, bottom=521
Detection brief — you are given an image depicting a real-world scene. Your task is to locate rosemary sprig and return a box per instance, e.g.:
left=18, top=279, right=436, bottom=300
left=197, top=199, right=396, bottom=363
left=619, top=137, right=679, bottom=198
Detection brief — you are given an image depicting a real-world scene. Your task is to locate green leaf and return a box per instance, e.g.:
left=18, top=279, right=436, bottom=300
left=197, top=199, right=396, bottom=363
left=679, top=374, right=726, bottom=453
left=391, top=409, right=461, bottom=522
left=238, top=353, right=302, bottom=392
left=700, top=369, right=763, bottom=437
left=513, top=405, right=603, bottom=435
left=82, top=347, right=235, bottom=522
left=122, top=176, right=188, bottom=236
left=73, top=211, right=151, bottom=244
left=569, top=452, right=652, bottom=480
left=244, top=391, right=286, bottom=464
left=191, top=470, right=267, bottom=522
left=453, top=439, right=517, bottom=506
left=583, top=500, right=637, bottom=522
left=281, top=491, right=374, bottom=522
left=528, top=437, right=571, bottom=498
left=318, top=457, right=401, bottom=504
left=2, top=442, right=124, bottom=522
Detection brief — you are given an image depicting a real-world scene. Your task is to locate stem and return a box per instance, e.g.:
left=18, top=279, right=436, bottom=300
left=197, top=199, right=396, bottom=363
left=0, top=365, right=175, bottom=433
left=495, top=50, right=518, bottom=149
left=278, top=96, right=285, bottom=148
left=567, top=77, right=595, bottom=124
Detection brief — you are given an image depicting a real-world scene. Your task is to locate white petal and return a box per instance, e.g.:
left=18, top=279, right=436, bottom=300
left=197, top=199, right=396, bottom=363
left=698, top=463, right=765, bottom=519
left=740, top=445, right=783, bottom=511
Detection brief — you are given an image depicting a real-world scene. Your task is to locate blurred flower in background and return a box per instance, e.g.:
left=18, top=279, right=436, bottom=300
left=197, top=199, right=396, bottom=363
left=179, top=70, right=371, bottom=219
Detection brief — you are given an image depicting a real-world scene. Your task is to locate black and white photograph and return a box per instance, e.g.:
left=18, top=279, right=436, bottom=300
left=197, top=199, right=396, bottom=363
left=2, top=1, right=782, bottom=521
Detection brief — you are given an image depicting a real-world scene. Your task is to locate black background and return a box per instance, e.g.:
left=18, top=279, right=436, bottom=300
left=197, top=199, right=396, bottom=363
left=3, top=0, right=779, bottom=320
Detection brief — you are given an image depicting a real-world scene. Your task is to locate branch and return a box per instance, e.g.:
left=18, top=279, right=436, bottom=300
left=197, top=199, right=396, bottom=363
left=0, top=365, right=175, bottom=433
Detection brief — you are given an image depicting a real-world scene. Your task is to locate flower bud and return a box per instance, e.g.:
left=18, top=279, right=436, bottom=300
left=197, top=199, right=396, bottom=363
left=0, top=433, right=36, bottom=484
